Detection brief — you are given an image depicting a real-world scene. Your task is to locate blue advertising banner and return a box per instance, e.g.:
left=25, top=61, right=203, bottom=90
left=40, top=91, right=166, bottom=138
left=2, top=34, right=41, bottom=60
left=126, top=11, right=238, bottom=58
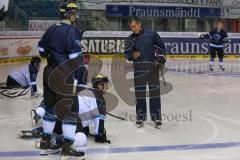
left=106, top=5, right=221, bottom=18
left=81, top=37, right=240, bottom=55
left=163, top=37, right=240, bottom=55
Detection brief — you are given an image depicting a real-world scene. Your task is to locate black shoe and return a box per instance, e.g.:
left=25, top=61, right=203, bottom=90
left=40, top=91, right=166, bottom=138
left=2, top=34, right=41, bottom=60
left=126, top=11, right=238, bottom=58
left=154, top=120, right=162, bottom=129
left=220, top=66, right=225, bottom=71
left=62, top=143, right=85, bottom=157
left=95, top=129, right=111, bottom=144
left=136, top=120, right=144, bottom=128
left=209, top=65, right=214, bottom=71
left=82, top=127, right=90, bottom=137
left=31, top=110, right=41, bottom=125
left=40, top=137, right=61, bottom=155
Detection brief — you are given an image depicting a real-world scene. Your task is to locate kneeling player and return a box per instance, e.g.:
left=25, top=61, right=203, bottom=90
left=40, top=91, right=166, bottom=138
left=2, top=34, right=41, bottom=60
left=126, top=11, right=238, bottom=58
left=6, top=56, right=41, bottom=96
left=21, top=74, right=111, bottom=153
left=79, top=73, right=110, bottom=143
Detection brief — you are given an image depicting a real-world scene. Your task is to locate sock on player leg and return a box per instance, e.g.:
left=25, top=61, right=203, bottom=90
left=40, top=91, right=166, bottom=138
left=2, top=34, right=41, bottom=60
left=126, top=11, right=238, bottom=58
left=42, top=114, right=56, bottom=136
left=36, top=107, right=46, bottom=119
left=219, top=59, right=224, bottom=67
left=210, top=58, right=215, bottom=66
left=62, top=121, right=77, bottom=143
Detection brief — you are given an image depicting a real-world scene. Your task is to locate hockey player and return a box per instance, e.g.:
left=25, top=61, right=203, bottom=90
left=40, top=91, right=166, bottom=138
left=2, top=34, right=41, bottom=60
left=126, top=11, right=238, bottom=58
left=22, top=74, right=111, bottom=145
left=37, top=0, right=85, bottom=157
left=79, top=73, right=110, bottom=143
left=31, top=65, right=88, bottom=126
left=200, top=21, right=231, bottom=71
left=6, top=56, right=41, bottom=96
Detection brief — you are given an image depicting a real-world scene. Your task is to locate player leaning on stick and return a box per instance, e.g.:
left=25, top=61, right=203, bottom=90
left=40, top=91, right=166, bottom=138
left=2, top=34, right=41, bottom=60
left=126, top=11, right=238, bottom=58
left=124, top=16, right=167, bottom=129
left=200, top=21, right=231, bottom=71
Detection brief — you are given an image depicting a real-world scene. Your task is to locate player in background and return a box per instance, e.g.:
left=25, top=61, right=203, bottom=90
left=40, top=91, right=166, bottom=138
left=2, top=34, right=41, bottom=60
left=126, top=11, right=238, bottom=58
left=37, top=0, right=85, bottom=157
left=6, top=56, right=41, bottom=96
left=200, top=21, right=231, bottom=71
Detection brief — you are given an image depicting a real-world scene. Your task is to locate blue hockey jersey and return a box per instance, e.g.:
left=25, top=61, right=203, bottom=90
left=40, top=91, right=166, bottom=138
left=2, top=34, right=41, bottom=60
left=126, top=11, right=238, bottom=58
left=38, top=21, right=82, bottom=67
left=205, top=28, right=229, bottom=48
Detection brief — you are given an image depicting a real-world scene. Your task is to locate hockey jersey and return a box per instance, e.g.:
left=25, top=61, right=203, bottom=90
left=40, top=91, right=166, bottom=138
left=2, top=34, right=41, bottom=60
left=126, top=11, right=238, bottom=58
left=205, top=28, right=229, bottom=48
left=9, top=64, right=37, bottom=94
left=77, top=89, right=106, bottom=135
left=38, top=22, right=83, bottom=71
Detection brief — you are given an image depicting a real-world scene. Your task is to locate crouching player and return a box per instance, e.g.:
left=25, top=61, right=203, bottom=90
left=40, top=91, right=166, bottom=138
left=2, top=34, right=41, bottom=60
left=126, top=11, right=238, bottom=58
left=79, top=73, right=110, bottom=143
left=21, top=73, right=111, bottom=153
left=6, top=56, right=41, bottom=96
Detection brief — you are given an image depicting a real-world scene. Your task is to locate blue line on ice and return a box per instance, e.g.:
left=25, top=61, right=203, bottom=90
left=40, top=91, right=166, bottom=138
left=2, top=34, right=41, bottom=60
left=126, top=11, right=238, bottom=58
left=0, top=141, right=240, bottom=157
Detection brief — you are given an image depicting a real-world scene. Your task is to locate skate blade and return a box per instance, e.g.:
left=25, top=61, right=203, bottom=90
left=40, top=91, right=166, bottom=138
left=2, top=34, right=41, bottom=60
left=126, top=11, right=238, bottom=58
left=18, top=132, right=35, bottom=139
left=136, top=124, right=144, bottom=128
left=40, top=149, right=61, bottom=155
left=155, top=125, right=161, bottom=129
left=61, top=155, right=85, bottom=160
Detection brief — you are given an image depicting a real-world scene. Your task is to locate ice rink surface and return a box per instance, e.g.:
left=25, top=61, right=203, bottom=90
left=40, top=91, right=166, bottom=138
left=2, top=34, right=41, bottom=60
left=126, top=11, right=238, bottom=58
left=1, top=59, right=240, bottom=160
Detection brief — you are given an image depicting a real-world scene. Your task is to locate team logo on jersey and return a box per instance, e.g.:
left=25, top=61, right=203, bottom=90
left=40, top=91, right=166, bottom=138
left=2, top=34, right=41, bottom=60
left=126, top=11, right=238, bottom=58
left=213, top=34, right=221, bottom=42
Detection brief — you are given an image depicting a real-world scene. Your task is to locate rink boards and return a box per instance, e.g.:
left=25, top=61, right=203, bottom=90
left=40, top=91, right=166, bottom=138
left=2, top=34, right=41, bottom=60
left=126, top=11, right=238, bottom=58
left=2, top=54, right=240, bottom=65
left=0, top=31, right=240, bottom=64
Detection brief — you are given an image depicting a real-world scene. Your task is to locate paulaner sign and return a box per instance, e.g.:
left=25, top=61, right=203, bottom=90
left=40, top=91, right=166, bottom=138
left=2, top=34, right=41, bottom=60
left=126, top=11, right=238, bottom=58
left=106, top=5, right=221, bottom=18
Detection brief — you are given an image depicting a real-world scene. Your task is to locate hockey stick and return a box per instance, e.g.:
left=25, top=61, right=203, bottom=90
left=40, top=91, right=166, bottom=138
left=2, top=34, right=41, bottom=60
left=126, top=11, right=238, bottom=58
left=159, top=65, right=167, bottom=87
left=107, top=112, right=126, bottom=121
left=0, top=88, right=30, bottom=98
left=153, top=45, right=167, bottom=87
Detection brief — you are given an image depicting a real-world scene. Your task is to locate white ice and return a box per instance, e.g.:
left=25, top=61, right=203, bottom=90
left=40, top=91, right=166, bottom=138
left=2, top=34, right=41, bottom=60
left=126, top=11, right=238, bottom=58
left=0, top=59, right=240, bottom=160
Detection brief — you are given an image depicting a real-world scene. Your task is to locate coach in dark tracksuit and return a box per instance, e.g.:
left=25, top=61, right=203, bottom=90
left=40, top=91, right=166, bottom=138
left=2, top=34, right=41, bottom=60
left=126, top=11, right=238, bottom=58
left=124, top=17, right=166, bottom=128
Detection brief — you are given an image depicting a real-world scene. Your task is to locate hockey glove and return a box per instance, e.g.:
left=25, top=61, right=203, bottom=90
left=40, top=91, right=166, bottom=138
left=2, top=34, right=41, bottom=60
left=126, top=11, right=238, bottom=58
left=155, top=54, right=167, bottom=66
left=223, top=37, right=231, bottom=43
left=95, top=129, right=110, bottom=144
left=199, top=34, right=205, bottom=39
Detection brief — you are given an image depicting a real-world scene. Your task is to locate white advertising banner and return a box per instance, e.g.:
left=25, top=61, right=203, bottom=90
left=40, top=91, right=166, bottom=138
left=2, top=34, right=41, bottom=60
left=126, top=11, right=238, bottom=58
left=29, top=20, right=62, bottom=31
left=82, top=0, right=240, bottom=10
left=222, top=0, right=240, bottom=6
left=0, top=36, right=39, bottom=58
left=221, top=8, right=240, bottom=19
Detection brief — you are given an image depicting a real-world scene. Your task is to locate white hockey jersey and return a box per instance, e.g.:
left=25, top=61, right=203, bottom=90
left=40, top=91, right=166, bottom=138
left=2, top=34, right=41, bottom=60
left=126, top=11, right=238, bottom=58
left=9, top=64, right=37, bottom=94
left=77, top=89, right=106, bottom=135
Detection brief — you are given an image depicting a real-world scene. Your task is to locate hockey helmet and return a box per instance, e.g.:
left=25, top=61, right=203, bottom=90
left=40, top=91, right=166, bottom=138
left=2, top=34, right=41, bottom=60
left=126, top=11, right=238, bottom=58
left=91, top=74, right=109, bottom=89
left=59, top=0, right=78, bottom=19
